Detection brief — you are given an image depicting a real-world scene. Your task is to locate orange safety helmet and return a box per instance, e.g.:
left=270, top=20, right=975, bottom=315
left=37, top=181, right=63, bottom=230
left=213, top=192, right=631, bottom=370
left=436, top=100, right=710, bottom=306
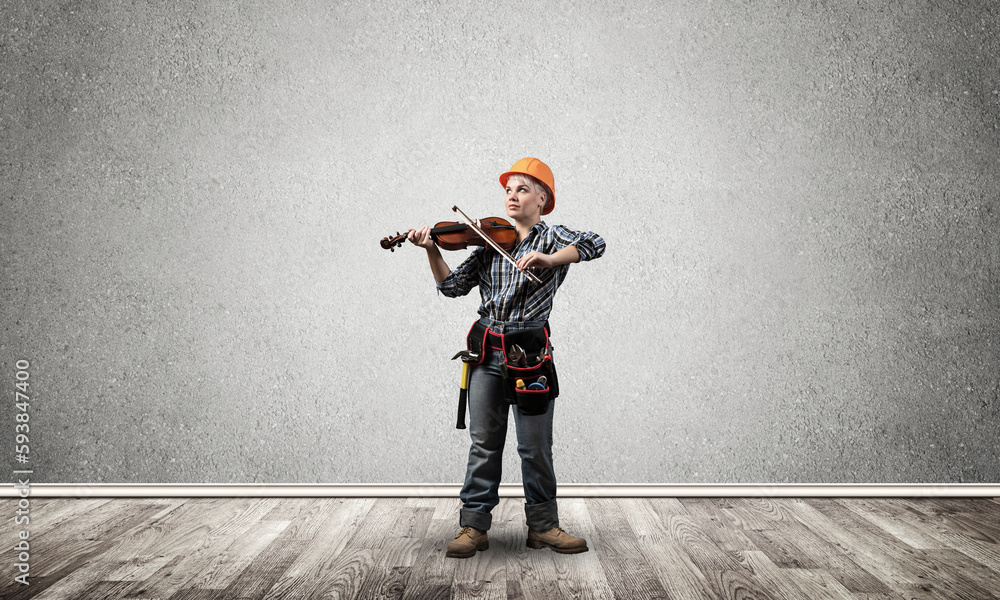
left=499, top=157, right=555, bottom=215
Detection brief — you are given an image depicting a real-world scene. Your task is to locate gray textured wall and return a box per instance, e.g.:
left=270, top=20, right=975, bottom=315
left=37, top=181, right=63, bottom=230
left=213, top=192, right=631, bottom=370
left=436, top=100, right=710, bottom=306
left=2, top=0, right=998, bottom=484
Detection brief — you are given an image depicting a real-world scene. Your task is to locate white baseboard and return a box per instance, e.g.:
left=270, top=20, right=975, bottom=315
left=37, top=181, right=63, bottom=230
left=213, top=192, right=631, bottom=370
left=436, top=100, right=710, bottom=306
left=3, top=483, right=998, bottom=498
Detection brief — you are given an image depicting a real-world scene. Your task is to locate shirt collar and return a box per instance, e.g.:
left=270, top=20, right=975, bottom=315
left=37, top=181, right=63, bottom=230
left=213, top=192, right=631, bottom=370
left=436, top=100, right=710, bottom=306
left=527, top=220, right=548, bottom=240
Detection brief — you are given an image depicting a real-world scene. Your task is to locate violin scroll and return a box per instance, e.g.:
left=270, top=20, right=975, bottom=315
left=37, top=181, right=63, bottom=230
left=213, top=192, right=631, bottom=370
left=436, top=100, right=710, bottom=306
left=380, top=232, right=408, bottom=252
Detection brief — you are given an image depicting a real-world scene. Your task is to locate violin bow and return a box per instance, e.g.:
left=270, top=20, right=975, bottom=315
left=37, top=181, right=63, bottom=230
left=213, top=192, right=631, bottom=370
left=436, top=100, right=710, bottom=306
left=452, top=205, right=542, bottom=285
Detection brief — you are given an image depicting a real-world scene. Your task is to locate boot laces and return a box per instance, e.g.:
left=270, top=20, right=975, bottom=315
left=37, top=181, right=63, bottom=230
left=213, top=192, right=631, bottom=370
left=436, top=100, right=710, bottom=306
left=456, top=526, right=476, bottom=539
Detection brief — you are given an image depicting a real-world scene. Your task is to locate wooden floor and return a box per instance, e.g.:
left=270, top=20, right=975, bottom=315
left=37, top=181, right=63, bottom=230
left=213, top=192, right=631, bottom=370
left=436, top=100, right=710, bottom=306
left=3, top=496, right=999, bottom=600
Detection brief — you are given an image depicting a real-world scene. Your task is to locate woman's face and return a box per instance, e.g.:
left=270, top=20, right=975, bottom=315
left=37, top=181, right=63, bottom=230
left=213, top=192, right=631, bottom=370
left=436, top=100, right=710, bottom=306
left=504, top=177, right=546, bottom=221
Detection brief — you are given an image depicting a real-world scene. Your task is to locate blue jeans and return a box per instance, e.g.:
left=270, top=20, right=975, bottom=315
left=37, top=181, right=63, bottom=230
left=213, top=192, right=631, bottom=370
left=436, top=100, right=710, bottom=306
left=459, top=318, right=559, bottom=532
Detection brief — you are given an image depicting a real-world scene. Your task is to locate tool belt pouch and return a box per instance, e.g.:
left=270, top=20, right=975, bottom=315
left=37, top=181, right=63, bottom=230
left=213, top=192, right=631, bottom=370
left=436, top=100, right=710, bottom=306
left=463, top=320, right=490, bottom=366
left=500, top=327, right=559, bottom=416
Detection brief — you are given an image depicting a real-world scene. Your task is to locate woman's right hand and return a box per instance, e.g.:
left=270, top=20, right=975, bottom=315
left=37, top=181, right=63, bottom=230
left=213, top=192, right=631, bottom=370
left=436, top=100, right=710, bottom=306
left=408, top=226, right=435, bottom=249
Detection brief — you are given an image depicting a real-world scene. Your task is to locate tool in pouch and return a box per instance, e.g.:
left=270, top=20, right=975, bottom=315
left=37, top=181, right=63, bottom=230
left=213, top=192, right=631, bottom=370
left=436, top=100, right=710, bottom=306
left=452, top=319, right=559, bottom=429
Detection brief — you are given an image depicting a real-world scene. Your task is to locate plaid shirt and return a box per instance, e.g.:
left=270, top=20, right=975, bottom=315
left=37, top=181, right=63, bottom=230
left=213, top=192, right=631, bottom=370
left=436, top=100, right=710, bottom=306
left=436, top=221, right=606, bottom=322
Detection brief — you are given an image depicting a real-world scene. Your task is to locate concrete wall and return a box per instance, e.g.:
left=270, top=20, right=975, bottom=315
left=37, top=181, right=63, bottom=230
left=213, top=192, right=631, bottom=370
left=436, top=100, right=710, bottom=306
left=2, top=0, right=998, bottom=484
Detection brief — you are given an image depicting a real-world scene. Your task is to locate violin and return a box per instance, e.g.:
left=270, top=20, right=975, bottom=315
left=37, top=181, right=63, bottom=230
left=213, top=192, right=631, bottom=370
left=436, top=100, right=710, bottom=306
left=380, top=216, right=516, bottom=252
left=380, top=205, right=542, bottom=285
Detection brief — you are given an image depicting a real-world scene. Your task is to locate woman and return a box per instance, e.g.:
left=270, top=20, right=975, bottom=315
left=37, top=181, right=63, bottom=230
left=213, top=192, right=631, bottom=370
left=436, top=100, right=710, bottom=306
left=408, top=157, right=606, bottom=558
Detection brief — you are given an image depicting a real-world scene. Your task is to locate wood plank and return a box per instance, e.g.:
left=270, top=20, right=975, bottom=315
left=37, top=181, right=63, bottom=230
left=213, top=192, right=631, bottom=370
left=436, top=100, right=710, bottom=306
left=344, top=497, right=430, bottom=549
left=750, top=513, right=858, bottom=572
left=94, top=499, right=238, bottom=564
left=797, top=499, right=928, bottom=593
left=585, top=497, right=680, bottom=599
left=452, top=578, right=506, bottom=600
left=187, top=519, right=291, bottom=590
left=841, top=499, right=947, bottom=549
left=197, top=498, right=282, bottom=537
left=921, top=526, right=1000, bottom=575
left=263, top=498, right=377, bottom=598
left=33, top=538, right=105, bottom=578
left=95, top=499, right=281, bottom=598
left=866, top=499, right=1000, bottom=574
left=261, top=497, right=338, bottom=539
left=506, top=579, right=564, bottom=600
left=664, top=510, right=749, bottom=574
left=402, top=517, right=460, bottom=593
left=22, top=502, right=183, bottom=600
left=892, top=547, right=1000, bottom=600
left=926, top=498, right=1000, bottom=515
left=25, top=498, right=116, bottom=538
left=726, top=500, right=892, bottom=595
left=291, top=547, right=379, bottom=600
left=742, top=527, right=823, bottom=569
left=806, top=499, right=998, bottom=598
left=76, top=580, right=135, bottom=600
left=921, top=549, right=1000, bottom=595
left=664, top=508, right=787, bottom=600
left=168, top=589, right=223, bottom=600
left=614, top=499, right=718, bottom=600
left=125, top=535, right=236, bottom=599
left=673, top=498, right=757, bottom=553
left=689, top=497, right=799, bottom=531
left=902, top=499, right=974, bottom=540
left=741, top=550, right=857, bottom=600
left=33, top=500, right=179, bottom=574
left=704, top=563, right=784, bottom=600
left=354, top=565, right=410, bottom=600
left=127, top=501, right=296, bottom=599
left=219, top=538, right=309, bottom=600
left=551, top=498, right=620, bottom=600
left=898, top=498, right=1000, bottom=543
left=104, top=553, right=176, bottom=582
left=893, top=584, right=959, bottom=600
left=401, top=582, right=451, bottom=600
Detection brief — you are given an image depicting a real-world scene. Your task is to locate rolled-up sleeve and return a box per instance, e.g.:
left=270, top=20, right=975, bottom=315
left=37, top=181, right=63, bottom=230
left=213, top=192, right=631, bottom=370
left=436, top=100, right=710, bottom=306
left=552, top=225, right=606, bottom=262
left=435, top=248, right=483, bottom=297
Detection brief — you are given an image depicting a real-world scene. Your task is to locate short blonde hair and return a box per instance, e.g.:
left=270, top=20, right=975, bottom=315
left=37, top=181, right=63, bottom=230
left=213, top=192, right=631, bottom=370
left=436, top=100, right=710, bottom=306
left=505, top=173, right=553, bottom=207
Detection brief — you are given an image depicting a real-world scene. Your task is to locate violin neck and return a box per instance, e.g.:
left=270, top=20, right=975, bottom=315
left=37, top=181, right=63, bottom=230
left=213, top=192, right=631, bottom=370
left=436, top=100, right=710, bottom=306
left=430, top=223, right=468, bottom=236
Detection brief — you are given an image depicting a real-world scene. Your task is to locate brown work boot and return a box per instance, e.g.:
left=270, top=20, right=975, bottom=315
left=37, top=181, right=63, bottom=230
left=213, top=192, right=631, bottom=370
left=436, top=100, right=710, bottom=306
left=526, top=526, right=588, bottom=554
left=446, top=526, right=489, bottom=558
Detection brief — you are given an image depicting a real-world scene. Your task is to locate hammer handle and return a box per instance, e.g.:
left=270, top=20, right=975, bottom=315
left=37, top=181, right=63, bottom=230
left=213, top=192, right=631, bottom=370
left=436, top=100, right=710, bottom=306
left=456, top=389, right=467, bottom=429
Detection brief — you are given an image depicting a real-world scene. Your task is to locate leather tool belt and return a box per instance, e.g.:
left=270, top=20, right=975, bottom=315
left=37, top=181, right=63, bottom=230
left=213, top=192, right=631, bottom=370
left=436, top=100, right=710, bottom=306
left=453, top=319, right=560, bottom=428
